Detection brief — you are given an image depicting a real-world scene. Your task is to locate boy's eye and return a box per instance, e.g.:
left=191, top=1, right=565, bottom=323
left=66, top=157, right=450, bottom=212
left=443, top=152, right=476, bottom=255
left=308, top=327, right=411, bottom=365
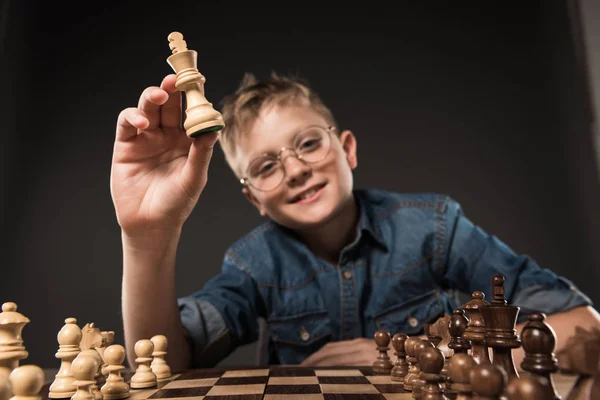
left=298, top=138, right=322, bottom=152
left=251, top=159, right=278, bottom=178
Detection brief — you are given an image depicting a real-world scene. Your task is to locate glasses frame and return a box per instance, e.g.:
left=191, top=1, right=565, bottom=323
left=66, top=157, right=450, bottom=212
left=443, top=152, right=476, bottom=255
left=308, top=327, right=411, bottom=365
left=240, top=125, right=336, bottom=192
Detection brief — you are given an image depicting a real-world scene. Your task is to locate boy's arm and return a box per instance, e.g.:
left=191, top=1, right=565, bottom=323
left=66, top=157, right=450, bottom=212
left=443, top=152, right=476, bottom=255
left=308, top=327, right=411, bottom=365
left=121, top=229, right=190, bottom=371
left=439, top=198, right=596, bottom=352
left=110, top=74, right=219, bottom=369
left=512, top=305, right=600, bottom=371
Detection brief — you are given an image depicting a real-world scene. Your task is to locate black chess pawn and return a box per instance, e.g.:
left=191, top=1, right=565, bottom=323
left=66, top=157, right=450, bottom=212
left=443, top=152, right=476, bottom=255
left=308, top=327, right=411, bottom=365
left=506, top=375, right=555, bottom=400
left=449, top=309, right=471, bottom=355
left=462, top=291, right=490, bottom=365
left=418, top=347, right=449, bottom=400
left=520, top=313, right=561, bottom=399
left=403, top=336, right=423, bottom=392
left=479, top=275, right=521, bottom=381
left=469, top=361, right=507, bottom=400
left=372, top=330, right=393, bottom=374
left=412, top=339, right=435, bottom=400
left=390, top=333, right=409, bottom=383
left=448, top=353, right=476, bottom=400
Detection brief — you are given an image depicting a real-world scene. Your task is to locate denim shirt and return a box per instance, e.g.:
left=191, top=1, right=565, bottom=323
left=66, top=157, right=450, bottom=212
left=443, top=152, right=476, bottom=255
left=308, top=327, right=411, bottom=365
left=178, top=189, right=592, bottom=366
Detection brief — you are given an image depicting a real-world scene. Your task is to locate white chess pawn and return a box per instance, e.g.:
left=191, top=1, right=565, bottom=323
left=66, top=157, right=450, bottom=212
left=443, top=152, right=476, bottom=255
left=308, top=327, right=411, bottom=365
left=130, top=340, right=156, bottom=389
left=8, top=365, right=44, bottom=400
left=0, top=372, right=12, bottom=400
left=100, top=345, right=129, bottom=399
left=0, top=303, right=30, bottom=376
left=78, top=350, right=102, bottom=400
left=71, top=354, right=99, bottom=400
left=150, top=335, right=171, bottom=381
left=49, top=318, right=81, bottom=398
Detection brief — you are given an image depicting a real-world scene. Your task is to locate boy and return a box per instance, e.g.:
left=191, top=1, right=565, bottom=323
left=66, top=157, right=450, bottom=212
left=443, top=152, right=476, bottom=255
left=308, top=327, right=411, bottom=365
left=110, top=72, right=599, bottom=371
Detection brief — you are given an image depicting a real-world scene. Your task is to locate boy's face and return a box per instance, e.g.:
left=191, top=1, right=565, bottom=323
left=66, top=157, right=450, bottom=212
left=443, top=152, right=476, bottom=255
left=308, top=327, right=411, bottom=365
left=237, top=104, right=358, bottom=230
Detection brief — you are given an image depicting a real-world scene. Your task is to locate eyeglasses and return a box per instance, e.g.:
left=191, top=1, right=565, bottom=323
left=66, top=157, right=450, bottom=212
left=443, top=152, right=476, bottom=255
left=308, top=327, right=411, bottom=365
left=240, top=125, right=335, bottom=192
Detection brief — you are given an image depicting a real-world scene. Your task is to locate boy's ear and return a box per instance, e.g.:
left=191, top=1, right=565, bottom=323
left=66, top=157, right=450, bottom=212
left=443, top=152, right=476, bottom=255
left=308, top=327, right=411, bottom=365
left=242, top=187, right=268, bottom=217
left=339, top=130, right=358, bottom=169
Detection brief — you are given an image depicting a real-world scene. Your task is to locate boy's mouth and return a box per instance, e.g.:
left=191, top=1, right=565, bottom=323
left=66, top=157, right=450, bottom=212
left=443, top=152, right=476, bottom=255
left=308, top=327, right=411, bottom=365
left=289, top=183, right=327, bottom=203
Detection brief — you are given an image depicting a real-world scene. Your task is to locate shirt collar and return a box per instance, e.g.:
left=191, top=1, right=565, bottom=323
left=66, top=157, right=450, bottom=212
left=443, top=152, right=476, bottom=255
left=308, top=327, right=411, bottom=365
left=354, top=189, right=388, bottom=251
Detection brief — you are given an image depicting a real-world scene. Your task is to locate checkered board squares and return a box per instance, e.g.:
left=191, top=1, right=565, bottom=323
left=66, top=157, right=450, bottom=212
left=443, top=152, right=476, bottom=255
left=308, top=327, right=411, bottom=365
left=125, top=367, right=411, bottom=400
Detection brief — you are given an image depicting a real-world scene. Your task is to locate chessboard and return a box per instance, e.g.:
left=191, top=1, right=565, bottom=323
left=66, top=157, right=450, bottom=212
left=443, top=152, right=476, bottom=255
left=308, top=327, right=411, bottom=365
left=39, top=365, right=577, bottom=400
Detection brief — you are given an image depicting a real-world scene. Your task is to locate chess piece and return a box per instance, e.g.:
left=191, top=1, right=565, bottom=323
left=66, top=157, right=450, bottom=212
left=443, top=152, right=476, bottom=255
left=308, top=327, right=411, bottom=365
left=403, top=336, right=422, bottom=391
left=0, top=303, right=30, bottom=376
left=49, top=318, right=82, bottom=398
left=428, top=314, right=453, bottom=387
left=150, top=335, right=171, bottom=380
left=479, top=275, right=521, bottom=381
left=79, top=350, right=103, bottom=400
left=556, top=326, right=600, bottom=400
left=130, top=340, right=157, bottom=389
left=448, top=353, right=476, bottom=400
left=390, top=333, right=409, bottom=383
left=100, top=345, right=130, bottom=400
left=166, top=32, right=225, bottom=138
left=506, top=375, right=555, bottom=400
left=71, top=354, right=99, bottom=400
left=448, top=309, right=471, bottom=355
left=98, top=331, right=115, bottom=378
left=79, top=324, right=103, bottom=351
left=0, top=373, right=11, bottom=400
left=8, top=365, right=44, bottom=400
left=372, top=330, right=393, bottom=374
left=520, top=313, right=561, bottom=399
left=412, top=339, right=434, bottom=399
left=418, top=347, right=449, bottom=400
left=462, top=292, right=490, bottom=365
left=469, top=362, right=507, bottom=400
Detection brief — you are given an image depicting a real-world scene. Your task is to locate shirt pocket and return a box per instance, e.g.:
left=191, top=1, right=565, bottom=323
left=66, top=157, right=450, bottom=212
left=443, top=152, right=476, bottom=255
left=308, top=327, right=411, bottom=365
left=268, top=311, right=333, bottom=365
left=372, top=290, right=445, bottom=336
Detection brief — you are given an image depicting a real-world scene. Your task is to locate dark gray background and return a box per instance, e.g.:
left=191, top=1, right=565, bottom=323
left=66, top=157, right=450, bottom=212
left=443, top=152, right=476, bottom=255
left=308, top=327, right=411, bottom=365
left=2, top=1, right=599, bottom=368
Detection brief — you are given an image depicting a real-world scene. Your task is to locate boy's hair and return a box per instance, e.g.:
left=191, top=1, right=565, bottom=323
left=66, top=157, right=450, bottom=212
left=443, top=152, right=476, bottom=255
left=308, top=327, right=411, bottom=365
left=218, top=71, right=338, bottom=178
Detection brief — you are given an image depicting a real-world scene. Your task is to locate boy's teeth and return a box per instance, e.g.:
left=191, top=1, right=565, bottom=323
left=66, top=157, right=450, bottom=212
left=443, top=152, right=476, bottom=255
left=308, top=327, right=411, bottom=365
left=300, top=187, right=318, bottom=200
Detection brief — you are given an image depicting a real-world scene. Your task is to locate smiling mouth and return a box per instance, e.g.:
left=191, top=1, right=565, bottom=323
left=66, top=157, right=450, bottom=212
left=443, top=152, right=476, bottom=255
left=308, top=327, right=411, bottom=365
left=289, top=183, right=327, bottom=203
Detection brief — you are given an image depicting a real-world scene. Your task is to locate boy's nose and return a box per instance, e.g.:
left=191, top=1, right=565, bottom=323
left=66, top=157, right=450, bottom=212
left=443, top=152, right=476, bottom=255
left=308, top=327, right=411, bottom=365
left=282, top=154, right=311, bottom=186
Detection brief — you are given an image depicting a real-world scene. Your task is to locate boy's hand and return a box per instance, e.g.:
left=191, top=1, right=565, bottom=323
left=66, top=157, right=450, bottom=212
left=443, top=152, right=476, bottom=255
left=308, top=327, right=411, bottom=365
left=110, top=74, right=219, bottom=237
left=299, top=338, right=379, bottom=366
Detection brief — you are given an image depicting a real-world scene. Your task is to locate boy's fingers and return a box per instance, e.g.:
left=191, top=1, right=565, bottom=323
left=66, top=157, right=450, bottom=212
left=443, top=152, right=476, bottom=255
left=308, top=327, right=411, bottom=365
left=159, top=75, right=182, bottom=130
left=137, top=86, right=169, bottom=130
left=116, top=108, right=149, bottom=141
left=181, top=131, right=220, bottom=193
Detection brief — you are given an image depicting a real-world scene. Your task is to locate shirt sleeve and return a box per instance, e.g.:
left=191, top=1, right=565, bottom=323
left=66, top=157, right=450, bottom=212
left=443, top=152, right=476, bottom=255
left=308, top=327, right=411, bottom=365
left=177, top=250, right=263, bottom=367
left=438, top=198, right=593, bottom=322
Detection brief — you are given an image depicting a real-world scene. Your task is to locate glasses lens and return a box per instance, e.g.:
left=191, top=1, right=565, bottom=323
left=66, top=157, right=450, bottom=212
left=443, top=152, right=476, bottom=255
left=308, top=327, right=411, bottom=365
left=294, top=126, right=331, bottom=163
left=246, top=156, right=284, bottom=191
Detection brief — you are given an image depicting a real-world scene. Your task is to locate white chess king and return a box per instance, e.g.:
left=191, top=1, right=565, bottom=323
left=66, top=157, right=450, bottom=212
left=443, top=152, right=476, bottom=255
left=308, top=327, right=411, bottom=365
left=166, top=31, right=225, bottom=138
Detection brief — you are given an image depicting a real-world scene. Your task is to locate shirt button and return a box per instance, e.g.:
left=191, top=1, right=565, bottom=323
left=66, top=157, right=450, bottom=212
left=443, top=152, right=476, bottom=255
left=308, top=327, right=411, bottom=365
left=343, top=271, right=353, bottom=280
left=300, top=326, right=311, bottom=341
left=408, top=317, right=419, bottom=328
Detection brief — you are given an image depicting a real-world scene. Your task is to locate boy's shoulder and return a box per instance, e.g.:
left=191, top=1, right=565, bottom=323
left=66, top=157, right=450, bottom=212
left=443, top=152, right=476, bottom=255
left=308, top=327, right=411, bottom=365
left=356, top=188, right=462, bottom=218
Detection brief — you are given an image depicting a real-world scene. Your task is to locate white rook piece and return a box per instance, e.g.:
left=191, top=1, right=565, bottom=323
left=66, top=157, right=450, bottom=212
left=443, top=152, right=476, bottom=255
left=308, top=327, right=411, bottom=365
left=0, top=303, right=30, bottom=377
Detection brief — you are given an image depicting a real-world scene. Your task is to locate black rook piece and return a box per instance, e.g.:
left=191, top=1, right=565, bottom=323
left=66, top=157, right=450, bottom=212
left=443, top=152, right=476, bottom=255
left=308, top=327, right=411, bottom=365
left=520, top=313, right=561, bottom=399
left=479, top=275, right=521, bottom=381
